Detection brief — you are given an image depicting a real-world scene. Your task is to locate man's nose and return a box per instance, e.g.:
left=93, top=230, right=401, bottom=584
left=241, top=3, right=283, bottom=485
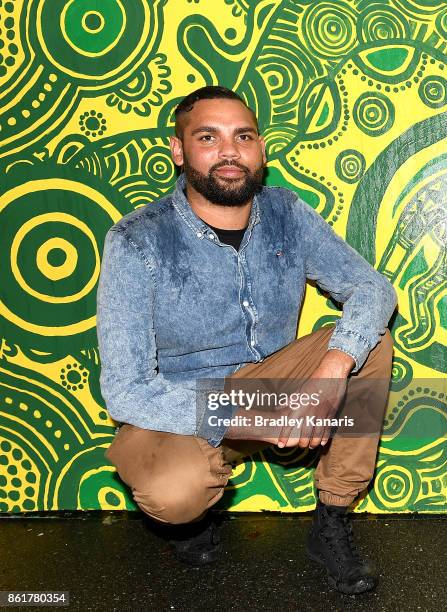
left=218, top=137, right=241, bottom=159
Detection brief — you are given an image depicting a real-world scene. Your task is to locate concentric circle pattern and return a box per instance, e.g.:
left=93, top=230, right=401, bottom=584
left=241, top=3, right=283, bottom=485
left=358, top=6, right=410, bottom=43
left=353, top=92, right=395, bottom=136
left=335, top=149, right=366, bottom=183
left=0, top=178, right=121, bottom=349
left=302, top=1, right=357, bottom=59
left=36, top=0, right=150, bottom=83
left=141, top=146, right=175, bottom=185
left=371, top=465, right=420, bottom=511
left=418, top=75, right=447, bottom=108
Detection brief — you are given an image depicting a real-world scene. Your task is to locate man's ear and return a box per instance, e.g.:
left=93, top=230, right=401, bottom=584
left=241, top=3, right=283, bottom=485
left=170, top=135, right=184, bottom=167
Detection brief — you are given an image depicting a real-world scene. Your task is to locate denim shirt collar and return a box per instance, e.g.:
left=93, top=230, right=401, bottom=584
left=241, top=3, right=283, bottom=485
left=171, top=173, right=261, bottom=241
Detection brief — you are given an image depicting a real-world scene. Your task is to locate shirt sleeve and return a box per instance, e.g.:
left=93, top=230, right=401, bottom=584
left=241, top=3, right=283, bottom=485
left=295, top=197, right=397, bottom=372
left=96, top=226, right=224, bottom=446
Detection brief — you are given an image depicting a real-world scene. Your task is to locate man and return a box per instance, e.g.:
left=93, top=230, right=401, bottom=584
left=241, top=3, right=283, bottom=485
left=96, top=86, right=397, bottom=595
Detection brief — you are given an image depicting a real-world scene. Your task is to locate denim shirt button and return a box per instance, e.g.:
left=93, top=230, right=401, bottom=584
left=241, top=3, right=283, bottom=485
left=209, top=234, right=215, bottom=240
left=250, top=340, right=255, bottom=346
left=243, top=300, right=249, bottom=307
left=196, top=231, right=202, bottom=238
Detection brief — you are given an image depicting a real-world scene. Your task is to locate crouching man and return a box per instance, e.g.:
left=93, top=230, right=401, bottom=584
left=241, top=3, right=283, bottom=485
left=97, top=86, right=397, bottom=595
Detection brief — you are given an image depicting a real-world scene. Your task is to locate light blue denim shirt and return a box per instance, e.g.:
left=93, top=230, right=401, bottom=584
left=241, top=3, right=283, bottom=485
left=96, top=174, right=397, bottom=447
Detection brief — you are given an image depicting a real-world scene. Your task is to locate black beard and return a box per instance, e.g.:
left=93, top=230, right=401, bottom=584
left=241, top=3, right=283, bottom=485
left=183, top=158, right=264, bottom=207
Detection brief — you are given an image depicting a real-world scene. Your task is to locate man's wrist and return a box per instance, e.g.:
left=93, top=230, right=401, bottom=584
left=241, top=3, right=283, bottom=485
left=318, top=349, right=355, bottom=377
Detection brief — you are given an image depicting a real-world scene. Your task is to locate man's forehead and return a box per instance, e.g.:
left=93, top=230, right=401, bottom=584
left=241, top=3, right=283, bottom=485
left=179, top=98, right=258, bottom=133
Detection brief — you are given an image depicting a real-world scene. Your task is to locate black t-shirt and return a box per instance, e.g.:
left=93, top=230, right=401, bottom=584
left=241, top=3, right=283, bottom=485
left=183, top=189, right=247, bottom=250
left=205, top=222, right=247, bottom=251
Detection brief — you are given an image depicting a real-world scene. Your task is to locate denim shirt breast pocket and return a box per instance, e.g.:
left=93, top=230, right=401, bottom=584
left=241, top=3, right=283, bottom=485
left=268, top=244, right=302, bottom=290
left=251, top=243, right=305, bottom=344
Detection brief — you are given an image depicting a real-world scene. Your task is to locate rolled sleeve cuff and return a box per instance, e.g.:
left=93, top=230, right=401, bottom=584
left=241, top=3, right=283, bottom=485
left=196, top=398, right=239, bottom=448
left=327, top=328, right=371, bottom=373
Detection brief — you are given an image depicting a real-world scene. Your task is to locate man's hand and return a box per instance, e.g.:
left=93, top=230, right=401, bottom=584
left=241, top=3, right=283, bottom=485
left=277, top=349, right=355, bottom=449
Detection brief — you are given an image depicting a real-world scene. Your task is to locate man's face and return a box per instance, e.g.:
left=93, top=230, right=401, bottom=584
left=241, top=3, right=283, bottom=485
left=170, top=98, right=267, bottom=206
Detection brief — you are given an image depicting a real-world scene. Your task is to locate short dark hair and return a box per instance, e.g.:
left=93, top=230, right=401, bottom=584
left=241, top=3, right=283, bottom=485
left=174, top=85, right=258, bottom=138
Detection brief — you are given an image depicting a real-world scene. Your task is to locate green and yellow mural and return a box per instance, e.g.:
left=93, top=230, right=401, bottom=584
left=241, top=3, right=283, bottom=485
left=0, top=0, right=446, bottom=514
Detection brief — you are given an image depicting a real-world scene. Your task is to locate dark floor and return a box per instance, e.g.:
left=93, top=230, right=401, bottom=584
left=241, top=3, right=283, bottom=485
left=0, top=511, right=445, bottom=612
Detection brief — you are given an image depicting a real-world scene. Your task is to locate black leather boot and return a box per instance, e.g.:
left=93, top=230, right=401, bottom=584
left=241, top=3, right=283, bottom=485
left=306, top=500, right=378, bottom=594
left=168, top=512, right=222, bottom=566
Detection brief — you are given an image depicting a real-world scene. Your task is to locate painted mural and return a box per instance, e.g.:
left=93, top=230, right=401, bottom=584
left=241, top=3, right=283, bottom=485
left=0, top=0, right=446, bottom=514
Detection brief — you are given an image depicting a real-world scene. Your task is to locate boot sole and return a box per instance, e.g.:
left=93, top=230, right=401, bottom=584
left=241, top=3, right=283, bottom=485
left=174, top=543, right=222, bottom=567
left=175, top=551, right=220, bottom=567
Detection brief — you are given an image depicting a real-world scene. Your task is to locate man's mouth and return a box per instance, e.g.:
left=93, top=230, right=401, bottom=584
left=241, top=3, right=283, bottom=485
left=213, top=166, right=246, bottom=178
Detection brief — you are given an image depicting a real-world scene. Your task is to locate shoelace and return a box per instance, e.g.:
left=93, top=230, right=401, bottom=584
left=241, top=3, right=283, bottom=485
left=321, top=512, right=363, bottom=567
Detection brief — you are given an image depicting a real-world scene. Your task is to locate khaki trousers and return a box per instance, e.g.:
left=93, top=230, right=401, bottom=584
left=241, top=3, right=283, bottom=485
left=105, top=325, right=393, bottom=524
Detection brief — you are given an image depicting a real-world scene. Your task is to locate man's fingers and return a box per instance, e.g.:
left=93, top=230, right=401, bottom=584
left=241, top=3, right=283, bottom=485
left=319, top=396, right=343, bottom=446
left=277, top=384, right=346, bottom=449
left=278, top=414, right=304, bottom=448
left=309, top=426, right=324, bottom=449
left=300, top=402, right=322, bottom=447
left=308, top=400, right=337, bottom=448
left=320, top=424, right=331, bottom=447
left=277, top=425, right=293, bottom=448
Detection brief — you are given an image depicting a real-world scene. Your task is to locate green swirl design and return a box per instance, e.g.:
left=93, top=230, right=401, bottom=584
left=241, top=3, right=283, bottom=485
left=36, top=0, right=152, bottom=84
left=371, top=464, right=421, bottom=511
left=141, top=146, right=176, bottom=186
left=64, top=0, right=124, bottom=54
left=302, top=1, right=357, bottom=60
left=392, top=0, right=446, bottom=17
left=418, top=76, right=447, bottom=108
left=390, top=357, right=413, bottom=392
left=0, top=357, right=116, bottom=512
left=347, top=121, right=447, bottom=375
left=357, top=5, right=410, bottom=43
left=353, top=91, right=395, bottom=136
left=0, top=170, right=122, bottom=353
left=335, top=149, right=366, bottom=184
left=435, top=7, right=447, bottom=39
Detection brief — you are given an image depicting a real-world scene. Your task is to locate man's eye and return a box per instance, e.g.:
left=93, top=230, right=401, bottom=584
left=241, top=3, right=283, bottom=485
left=238, top=134, right=253, bottom=141
left=200, top=135, right=215, bottom=142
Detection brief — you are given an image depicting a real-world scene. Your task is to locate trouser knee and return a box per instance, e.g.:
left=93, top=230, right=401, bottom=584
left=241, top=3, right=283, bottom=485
left=106, top=428, right=231, bottom=525
left=132, top=477, right=225, bottom=525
